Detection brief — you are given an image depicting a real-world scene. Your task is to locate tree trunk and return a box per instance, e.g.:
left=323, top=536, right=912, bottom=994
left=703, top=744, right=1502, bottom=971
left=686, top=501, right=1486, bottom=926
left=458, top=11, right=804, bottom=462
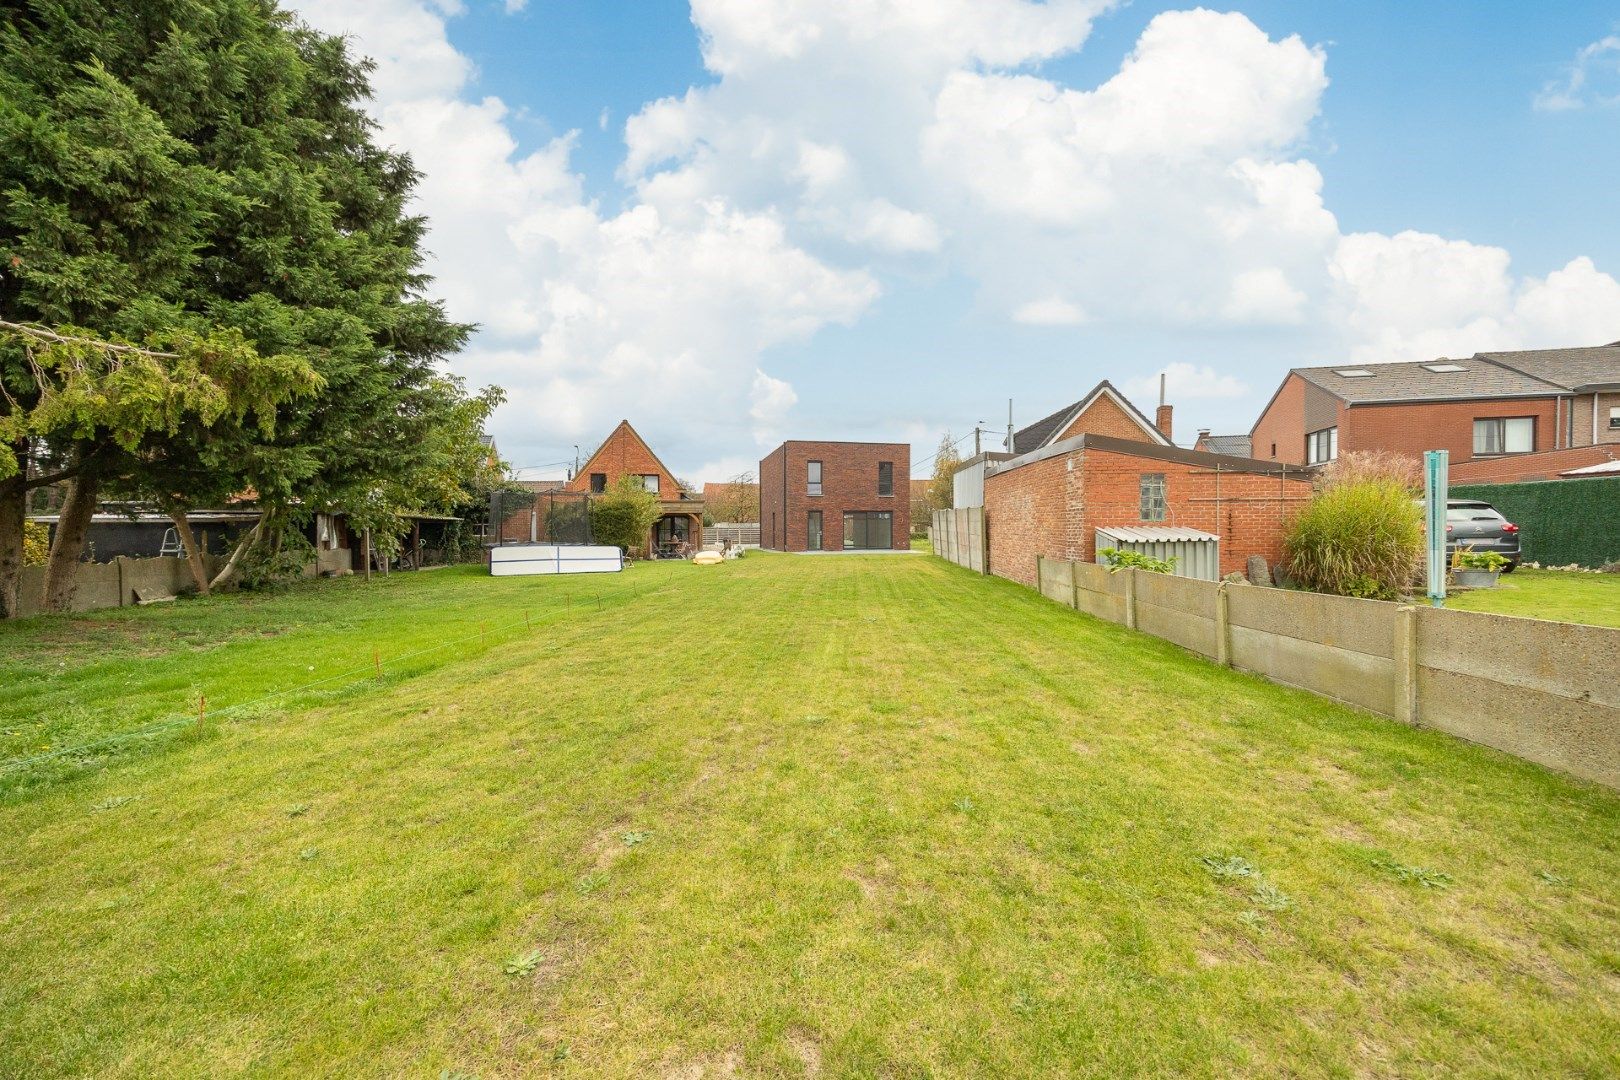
left=168, top=508, right=211, bottom=595
left=209, top=514, right=266, bottom=592
left=42, top=466, right=100, bottom=613
left=0, top=474, right=25, bottom=620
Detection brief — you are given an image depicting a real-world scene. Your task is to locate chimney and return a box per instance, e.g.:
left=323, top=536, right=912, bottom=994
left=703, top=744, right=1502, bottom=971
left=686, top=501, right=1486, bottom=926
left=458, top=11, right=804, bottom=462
left=1155, top=372, right=1173, bottom=442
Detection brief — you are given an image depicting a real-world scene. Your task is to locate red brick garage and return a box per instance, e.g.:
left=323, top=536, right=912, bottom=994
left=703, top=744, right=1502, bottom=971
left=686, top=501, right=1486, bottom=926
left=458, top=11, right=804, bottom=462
left=983, top=434, right=1313, bottom=587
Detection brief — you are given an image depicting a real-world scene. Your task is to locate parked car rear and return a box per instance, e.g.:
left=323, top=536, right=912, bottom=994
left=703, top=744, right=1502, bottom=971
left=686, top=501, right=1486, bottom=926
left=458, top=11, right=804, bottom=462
left=1444, top=500, right=1520, bottom=570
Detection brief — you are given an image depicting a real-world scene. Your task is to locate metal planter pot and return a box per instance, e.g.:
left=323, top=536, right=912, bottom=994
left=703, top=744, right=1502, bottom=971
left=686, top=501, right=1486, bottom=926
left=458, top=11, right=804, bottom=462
left=1452, top=568, right=1501, bottom=589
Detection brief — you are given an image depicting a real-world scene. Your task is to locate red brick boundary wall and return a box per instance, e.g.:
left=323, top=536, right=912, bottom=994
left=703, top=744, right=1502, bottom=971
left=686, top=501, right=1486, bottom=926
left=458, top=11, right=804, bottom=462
left=1449, top=444, right=1619, bottom=485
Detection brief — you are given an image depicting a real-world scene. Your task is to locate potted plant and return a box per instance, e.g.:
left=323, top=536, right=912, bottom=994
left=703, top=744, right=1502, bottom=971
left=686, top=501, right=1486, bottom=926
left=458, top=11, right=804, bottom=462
left=1452, top=549, right=1509, bottom=588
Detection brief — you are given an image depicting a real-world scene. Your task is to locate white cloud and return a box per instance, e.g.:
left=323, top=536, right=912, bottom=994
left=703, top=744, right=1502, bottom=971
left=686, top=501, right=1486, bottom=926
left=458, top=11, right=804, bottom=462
left=1535, top=35, right=1620, bottom=111
left=1012, top=297, right=1086, bottom=326
left=288, top=0, right=1619, bottom=473
left=1125, top=363, right=1249, bottom=402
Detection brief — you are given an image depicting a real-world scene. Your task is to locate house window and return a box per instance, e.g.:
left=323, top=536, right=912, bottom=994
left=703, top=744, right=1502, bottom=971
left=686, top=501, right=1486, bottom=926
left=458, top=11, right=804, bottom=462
left=878, top=461, right=894, bottom=496
left=589, top=472, right=607, bottom=493
left=1306, top=427, right=1338, bottom=465
left=842, top=511, right=892, bottom=549
left=1270, top=442, right=1277, bottom=457
left=807, top=460, right=822, bottom=496
left=1609, top=406, right=1619, bottom=430
left=807, top=511, right=823, bottom=551
left=1473, top=417, right=1534, bottom=455
left=1139, top=474, right=1166, bottom=522
left=641, top=474, right=660, bottom=495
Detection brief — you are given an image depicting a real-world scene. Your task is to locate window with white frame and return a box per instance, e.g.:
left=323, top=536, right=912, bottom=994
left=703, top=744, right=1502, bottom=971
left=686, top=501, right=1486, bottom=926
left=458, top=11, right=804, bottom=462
left=1306, top=426, right=1338, bottom=465
left=1472, top=417, right=1533, bottom=455
left=1609, top=406, right=1619, bottom=430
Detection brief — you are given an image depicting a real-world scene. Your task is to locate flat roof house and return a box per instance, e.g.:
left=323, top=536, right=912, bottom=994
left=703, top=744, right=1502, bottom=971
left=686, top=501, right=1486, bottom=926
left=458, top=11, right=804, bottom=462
left=1249, top=343, right=1620, bottom=474
left=759, top=440, right=910, bottom=552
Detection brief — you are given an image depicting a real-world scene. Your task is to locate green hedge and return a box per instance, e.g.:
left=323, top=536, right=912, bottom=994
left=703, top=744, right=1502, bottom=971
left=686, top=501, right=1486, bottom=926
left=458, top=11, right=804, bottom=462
left=1450, top=477, right=1620, bottom=568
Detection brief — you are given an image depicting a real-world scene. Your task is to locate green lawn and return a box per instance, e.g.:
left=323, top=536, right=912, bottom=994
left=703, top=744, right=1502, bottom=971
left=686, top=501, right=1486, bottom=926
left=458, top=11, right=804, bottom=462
left=1447, top=567, right=1620, bottom=628
left=2, top=555, right=1618, bottom=1076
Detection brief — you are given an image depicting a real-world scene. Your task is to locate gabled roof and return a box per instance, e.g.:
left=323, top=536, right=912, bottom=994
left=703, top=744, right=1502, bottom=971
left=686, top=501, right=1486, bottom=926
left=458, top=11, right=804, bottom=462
left=1476, top=344, right=1620, bottom=392
left=991, top=433, right=1308, bottom=480
left=574, top=420, right=693, bottom=495
left=1196, top=434, right=1252, bottom=457
left=1013, top=380, right=1169, bottom=452
left=1290, top=359, right=1562, bottom=404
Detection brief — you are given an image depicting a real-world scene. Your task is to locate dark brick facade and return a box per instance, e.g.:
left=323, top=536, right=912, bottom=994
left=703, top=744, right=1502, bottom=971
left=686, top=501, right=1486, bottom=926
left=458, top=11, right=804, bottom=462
left=983, top=438, right=1313, bottom=587
left=760, top=441, right=910, bottom=551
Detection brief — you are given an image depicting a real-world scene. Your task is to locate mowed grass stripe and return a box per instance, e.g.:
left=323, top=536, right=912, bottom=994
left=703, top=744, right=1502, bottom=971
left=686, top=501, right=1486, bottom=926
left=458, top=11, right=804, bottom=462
left=0, top=553, right=1616, bottom=1077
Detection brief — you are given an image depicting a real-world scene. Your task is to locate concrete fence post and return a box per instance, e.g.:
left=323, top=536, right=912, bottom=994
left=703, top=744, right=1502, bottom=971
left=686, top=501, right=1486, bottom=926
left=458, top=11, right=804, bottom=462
left=1124, top=568, right=1138, bottom=630
left=1215, top=581, right=1231, bottom=666
left=1071, top=560, right=1082, bottom=611
left=1394, top=605, right=1419, bottom=726
left=115, top=556, right=127, bottom=607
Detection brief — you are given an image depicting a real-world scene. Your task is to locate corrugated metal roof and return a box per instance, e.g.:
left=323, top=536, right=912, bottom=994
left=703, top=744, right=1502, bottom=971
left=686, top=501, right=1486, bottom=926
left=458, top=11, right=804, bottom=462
left=1095, top=525, right=1220, bottom=543
left=1197, top=434, right=1252, bottom=456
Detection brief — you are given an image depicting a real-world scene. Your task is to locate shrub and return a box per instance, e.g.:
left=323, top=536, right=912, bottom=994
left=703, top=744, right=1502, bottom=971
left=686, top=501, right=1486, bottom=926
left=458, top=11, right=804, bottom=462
left=22, top=521, right=49, bottom=566
left=1283, top=479, right=1422, bottom=600
left=1099, top=547, right=1175, bottom=574
left=239, top=528, right=317, bottom=591
left=1313, top=450, right=1422, bottom=494
left=1456, top=549, right=1509, bottom=572
left=590, top=476, right=661, bottom=556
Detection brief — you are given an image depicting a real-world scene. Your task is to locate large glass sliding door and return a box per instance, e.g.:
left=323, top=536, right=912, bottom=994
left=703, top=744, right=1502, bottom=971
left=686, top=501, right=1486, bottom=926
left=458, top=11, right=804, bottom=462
left=842, top=511, right=893, bottom=549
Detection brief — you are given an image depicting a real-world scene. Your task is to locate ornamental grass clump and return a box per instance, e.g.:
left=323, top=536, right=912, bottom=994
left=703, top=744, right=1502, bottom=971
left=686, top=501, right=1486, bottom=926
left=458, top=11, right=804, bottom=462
left=1283, top=478, right=1423, bottom=600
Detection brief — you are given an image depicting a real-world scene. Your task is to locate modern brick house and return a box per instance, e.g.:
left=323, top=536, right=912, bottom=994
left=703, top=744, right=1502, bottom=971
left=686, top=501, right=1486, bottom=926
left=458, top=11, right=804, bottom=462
left=759, top=440, right=910, bottom=551
left=1249, top=343, right=1620, bottom=469
left=983, top=435, right=1312, bottom=587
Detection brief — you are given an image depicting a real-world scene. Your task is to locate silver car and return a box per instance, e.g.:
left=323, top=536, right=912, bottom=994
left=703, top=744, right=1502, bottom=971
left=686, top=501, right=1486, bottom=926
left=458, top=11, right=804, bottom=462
left=1445, top=500, right=1521, bottom=570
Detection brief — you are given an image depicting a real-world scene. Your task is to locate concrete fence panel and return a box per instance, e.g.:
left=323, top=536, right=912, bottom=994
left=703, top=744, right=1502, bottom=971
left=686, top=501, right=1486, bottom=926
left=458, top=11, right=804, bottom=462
left=1133, top=571, right=1220, bottom=659
left=1071, top=561, right=1129, bottom=625
left=1026, top=556, right=1620, bottom=790
left=1415, top=607, right=1620, bottom=789
left=1226, top=586, right=1399, bottom=716
left=932, top=508, right=987, bottom=573
left=13, top=553, right=231, bottom=618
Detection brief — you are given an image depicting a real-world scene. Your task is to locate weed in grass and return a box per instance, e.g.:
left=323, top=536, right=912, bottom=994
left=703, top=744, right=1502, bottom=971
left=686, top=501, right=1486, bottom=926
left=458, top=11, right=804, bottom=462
left=1010, top=989, right=1040, bottom=1017
left=1537, top=870, right=1569, bottom=886
left=1251, top=883, right=1294, bottom=912
left=299, top=847, right=319, bottom=861
left=576, top=873, right=607, bottom=895
left=503, top=950, right=543, bottom=977
left=1237, top=910, right=1267, bottom=932
left=287, top=802, right=310, bottom=817
left=621, top=831, right=649, bottom=847
left=954, top=796, right=976, bottom=813
left=88, top=796, right=134, bottom=812
left=1375, top=860, right=1453, bottom=889
left=1199, top=855, right=1258, bottom=880
left=439, top=1071, right=477, bottom=1080
left=552, top=1045, right=571, bottom=1062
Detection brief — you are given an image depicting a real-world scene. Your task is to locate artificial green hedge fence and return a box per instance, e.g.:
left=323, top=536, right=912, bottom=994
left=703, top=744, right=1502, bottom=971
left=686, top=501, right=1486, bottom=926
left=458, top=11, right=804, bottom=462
left=1451, top=476, right=1620, bottom=568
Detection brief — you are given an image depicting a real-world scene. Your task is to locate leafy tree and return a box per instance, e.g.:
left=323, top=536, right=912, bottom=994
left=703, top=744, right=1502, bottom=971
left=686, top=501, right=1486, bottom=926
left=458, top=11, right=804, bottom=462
left=590, top=475, right=661, bottom=556
left=0, top=1, right=484, bottom=612
left=707, top=471, right=758, bottom=523
left=928, top=432, right=961, bottom=514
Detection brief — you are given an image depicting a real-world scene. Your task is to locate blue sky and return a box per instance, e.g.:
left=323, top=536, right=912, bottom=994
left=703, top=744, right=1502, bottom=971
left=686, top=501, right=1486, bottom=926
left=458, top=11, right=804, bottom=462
left=295, top=0, right=1620, bottom=482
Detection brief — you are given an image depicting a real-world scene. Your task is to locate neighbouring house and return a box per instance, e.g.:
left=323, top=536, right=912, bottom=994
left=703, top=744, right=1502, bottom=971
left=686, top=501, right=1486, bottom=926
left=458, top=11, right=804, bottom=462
left=1194, top=431, right=1253, bottom=457
left=564, top=420, right=705, bottom=555
left=983, top=434, right=1312, bottom=586
left=1249, top=343, right=1620, bottom=468
left=759, top=440, right=911, bottom=551
left=953, top=380, right=1172, bottom=509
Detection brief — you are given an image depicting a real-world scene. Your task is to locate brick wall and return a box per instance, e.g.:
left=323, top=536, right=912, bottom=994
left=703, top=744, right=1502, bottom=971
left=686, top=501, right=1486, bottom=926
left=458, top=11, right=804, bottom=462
left=1342, top=398, right=1560, bottom=462
left=566, top=421, right=686, bottom=496
left=1570, top=391, right=1620, bottom=447
left=1449, top=443, right=1620, bottom=484
left=759, top=441, right=911, bottom=551
left=984, top=444, right=1312, bottom=586
left=1054, top=394, right=1160, bottom=443
left=1251, top=372, right=1307, bottom=463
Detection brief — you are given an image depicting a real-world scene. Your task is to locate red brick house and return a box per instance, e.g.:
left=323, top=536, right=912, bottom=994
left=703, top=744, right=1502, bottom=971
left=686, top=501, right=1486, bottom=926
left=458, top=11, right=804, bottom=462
left=983, top=435, right=1312, bottom=587
left=759, top=440, right=910, bottom=551
left=1249, top=343, right=1620, bottom=468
